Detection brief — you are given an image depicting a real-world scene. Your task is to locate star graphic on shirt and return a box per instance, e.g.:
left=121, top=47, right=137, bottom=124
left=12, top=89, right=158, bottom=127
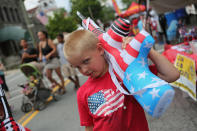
left=151, top=77, right=161, bottom=82
left=136, top=89, right=146, bottom=97
left=149, top=88, right=160, bottom=99
left=143, top=104, right=152, bottom=113
left=144, top=41, right=153, bottom=49
left=126, top=73, right=132, bottom=82
left=138, top=57, right=146, bottom=67
left=137, top=71, right=147, bottom=80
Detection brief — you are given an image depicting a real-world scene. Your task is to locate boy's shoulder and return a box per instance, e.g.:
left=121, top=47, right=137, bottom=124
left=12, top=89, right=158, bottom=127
left=77, top=77, right=93, bottom=96
left=77, top=72, right=112, bottom=97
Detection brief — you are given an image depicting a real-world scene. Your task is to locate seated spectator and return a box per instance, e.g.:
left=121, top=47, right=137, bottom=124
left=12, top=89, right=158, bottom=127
left=20, top=39, right=38, bottom=64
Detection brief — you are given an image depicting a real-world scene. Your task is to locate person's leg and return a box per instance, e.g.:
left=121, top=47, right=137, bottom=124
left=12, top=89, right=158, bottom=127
left=55, top=67, right=66, bottom=92
left=46, top=69, right=59, bottom=86
left=74, top=75, right=80, bottom=88
left=68, top=76, right=79, bottom=89
left=0, top=75, right=10, bottom=98
left=70, top=67, right=80, bottom=88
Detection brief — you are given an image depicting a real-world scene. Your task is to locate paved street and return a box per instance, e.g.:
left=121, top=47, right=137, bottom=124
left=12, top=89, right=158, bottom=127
left=4, top=67, right=197, bottom=131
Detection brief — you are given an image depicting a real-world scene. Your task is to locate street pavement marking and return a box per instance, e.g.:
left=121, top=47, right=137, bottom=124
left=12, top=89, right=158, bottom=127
left=7, top=73, right=24, bottom=83
left=17, top=79, right=70, bottom=126
left=47, top=79, right=70, bottom=101
left=17, top=110, right=33, bottom=124
left=21, top=110, right=39, bottom=127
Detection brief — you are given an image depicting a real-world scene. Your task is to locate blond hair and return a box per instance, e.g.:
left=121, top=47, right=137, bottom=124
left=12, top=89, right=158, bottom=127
left=63, top=30, right=99, bottom=59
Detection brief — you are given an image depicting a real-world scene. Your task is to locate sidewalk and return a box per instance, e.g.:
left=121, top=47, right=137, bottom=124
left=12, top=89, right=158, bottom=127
left=5, top=68, right=20, bottom=76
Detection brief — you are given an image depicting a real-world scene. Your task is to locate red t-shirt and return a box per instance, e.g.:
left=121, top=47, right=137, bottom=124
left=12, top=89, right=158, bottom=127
left=77, top=72, right=149, bottom=131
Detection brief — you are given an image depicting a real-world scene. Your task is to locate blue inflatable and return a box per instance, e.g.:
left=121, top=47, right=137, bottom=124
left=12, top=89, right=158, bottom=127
left=123, top=35, right=175, bottom=117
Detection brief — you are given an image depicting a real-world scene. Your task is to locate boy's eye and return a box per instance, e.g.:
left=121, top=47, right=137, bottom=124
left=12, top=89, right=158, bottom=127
left=83, top=58, right=90, bottom=64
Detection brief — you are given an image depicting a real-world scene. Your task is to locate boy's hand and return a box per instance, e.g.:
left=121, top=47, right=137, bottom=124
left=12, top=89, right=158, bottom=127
left=122, top=37, right=133, bottom=49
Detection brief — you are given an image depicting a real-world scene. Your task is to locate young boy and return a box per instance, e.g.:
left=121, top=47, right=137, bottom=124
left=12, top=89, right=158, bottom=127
left=64, top=30, right=180, bottom=131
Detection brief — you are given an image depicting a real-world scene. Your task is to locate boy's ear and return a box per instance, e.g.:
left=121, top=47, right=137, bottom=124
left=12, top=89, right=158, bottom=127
left=96, top=42, right=104, bottom=55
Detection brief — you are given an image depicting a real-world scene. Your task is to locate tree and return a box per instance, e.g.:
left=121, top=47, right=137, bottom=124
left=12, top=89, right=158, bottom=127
left=46, top=9, right=77, bottom=39
left=71, top=0, right=103, bottom=22
left=122, top=0, right=137, bottom=9
left=101, top=6, right=115, bottom=24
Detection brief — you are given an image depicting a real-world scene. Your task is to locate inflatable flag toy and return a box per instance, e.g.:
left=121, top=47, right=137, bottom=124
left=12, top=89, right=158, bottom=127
left=77, top=12, right=175, bottom=118
left=0, top=84, right=30, bottom=131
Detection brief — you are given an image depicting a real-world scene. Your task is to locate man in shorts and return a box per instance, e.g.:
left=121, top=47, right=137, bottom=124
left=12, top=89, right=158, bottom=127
left=56, top=33, right=80, bottom=89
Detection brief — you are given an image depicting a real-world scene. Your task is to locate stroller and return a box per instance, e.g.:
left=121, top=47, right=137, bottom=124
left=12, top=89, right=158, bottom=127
left=18, top=62, right=60, bottom=113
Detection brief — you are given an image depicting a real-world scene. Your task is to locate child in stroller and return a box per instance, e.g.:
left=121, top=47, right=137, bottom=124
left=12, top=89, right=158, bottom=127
left=21, top=75, right=38, bottom=97
left=19, top=62, right=60, bottom=113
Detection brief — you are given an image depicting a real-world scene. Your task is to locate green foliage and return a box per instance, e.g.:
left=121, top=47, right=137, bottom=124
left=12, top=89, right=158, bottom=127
left=122, top=0, right=137, bottom=9
left=101, top=6, right=115, bottom=23
left=71, top=0, right=103, bottom=22
left=46, top=9, right=77, bottom=39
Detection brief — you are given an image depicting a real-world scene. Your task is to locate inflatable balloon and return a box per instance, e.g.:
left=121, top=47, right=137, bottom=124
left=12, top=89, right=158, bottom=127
left=77, top=12, right=175, bottom=118
left=0, top=84, right=30, bottom=131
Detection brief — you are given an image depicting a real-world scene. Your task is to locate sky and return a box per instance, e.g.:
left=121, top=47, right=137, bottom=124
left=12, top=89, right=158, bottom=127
left=24, top=0, right=124, bottom=12
left=24, top=0, right=71, bottom=11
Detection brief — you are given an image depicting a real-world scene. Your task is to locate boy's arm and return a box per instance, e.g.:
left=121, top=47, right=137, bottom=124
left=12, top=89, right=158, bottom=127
left=149, top=48, right=180, bottom=83
left=85, top=126, right=93, bottom=131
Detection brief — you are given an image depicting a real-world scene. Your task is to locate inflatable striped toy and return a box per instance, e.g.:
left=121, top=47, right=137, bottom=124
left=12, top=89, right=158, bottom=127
left=77, top=12, right=175, bottom=117
left=0, top=84, right=30, bottom=131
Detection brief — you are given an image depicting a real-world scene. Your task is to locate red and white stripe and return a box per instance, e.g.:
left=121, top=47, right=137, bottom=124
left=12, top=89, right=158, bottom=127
left=94, top=89, right=124, bottom=116
left=81, top=17, right=150, bottom=82
left=100, top=29, right=149, bottom=80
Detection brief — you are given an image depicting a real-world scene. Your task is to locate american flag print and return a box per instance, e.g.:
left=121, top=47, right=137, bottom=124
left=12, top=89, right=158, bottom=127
left=36, top=11, right=48, bottom=25
left=88, top=89, right=124, bottom=116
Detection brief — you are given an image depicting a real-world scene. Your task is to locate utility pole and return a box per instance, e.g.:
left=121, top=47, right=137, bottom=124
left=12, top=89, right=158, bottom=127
left=19, top=0, right=37, bottom=47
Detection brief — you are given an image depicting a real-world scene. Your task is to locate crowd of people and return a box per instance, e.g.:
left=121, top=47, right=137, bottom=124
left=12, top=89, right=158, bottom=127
left=129, top=4, right=197, bottom=45
left=1, top=31, right=80, bottom=100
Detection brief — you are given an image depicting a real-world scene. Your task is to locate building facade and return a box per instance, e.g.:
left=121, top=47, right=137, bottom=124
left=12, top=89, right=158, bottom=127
left=0, top=0, right=45, bottom=68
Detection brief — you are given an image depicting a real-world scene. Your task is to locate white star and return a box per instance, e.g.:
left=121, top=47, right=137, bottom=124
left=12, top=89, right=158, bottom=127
left=137, top=71, right=147, bottom=80
left=144, top=41, right=153, bottom=49
left=151, top=77, right=161, bottom=82
left=136, top=89, right=146, bottom=97
left=126, top=73, right=132, bottom=82
left=143, top=104, right=152, bottom=113
left=130, top=85, right=135, bottom=94
left=138, top=57, right=146, bottom=67
left=149, top=88, right=160, bottom=99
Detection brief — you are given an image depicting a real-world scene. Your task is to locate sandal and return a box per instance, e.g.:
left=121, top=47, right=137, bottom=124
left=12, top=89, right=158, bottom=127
left=58, top=88, right=66, bottom=95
